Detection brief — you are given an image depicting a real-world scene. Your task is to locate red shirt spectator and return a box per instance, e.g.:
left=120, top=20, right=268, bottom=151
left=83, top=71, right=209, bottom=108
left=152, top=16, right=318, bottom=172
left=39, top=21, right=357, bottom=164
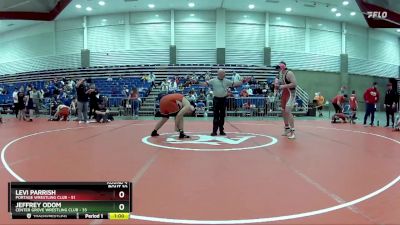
left=363, top=87, right=379, bottom=104
left=332, top=95, right=345, bottom=105
left=349, top=94, right=358, bottom=110
left=240, top=89, right=249, bottom=97
left=130, top=88, right=139, bottom=100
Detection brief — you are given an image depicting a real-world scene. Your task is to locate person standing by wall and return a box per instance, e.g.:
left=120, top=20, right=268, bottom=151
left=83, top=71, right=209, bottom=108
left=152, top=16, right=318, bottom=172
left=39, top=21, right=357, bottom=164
left=12, top=88, right=19, bottom=118
left=314, top=92, right=325, bottom=117
left=130, top=87, right=141, bottom=119
left=363, top=82, right=380, bottom=126
left=384, top=83, right=398, bottom=127
left=26, top=85, right=34, bottom=122
left=32, top=87, right=40, bottom=116
left=332, top=94, right=347, bottom=114
left=76, top=79, right=93, bottom=124
left=17, top=88, right=27, bottom=121
left=349, top=90, right=358, bottom=122
left=88, top=84, right=99, bottom=120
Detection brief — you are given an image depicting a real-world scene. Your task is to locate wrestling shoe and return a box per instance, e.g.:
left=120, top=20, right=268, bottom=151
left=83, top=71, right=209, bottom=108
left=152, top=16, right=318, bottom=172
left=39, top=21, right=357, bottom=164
left=179, top=132, right=190, bottom=139
left=282, top=127, right=291, bottom=136
left=151, top=130, right=159, bottom=137
left=287, top=129, right=296, bottom=140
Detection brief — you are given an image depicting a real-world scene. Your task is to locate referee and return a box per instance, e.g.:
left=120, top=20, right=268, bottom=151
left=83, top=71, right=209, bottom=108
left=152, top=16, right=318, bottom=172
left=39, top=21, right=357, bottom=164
left=202, top=69, right=248, bottom=136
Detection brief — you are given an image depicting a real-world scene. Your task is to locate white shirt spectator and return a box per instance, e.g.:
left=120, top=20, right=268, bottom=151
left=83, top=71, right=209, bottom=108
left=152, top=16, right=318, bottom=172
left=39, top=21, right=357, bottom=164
left=268, top=94, right=275, bottom=102
left=148, top=73, right=156, bottom=83
left=205, top=73, right=212, bottom=81
left=232, top=72, right=241, bottom=83
left=39, top=89, right=44, bottom=99
left=161, top=80, right=169, bottom=92
left=13, top=90, right=18, bottom=103
left=169, top=81, right=177, bottom=91
left=207, top=91, right=214, bottom=101
left=247, top=88, right=253, bottom=95
left=187, top=93, right=197, bottom=102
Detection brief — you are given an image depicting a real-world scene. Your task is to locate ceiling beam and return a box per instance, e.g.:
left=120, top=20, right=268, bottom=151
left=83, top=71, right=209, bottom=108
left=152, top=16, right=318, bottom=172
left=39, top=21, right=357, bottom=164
left=0, top=0, right=71, bottom=21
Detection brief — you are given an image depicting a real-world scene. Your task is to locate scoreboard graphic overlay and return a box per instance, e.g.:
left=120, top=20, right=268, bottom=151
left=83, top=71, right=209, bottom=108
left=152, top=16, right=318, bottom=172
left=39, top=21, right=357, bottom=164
left=8, top=182, right=132, bottom=220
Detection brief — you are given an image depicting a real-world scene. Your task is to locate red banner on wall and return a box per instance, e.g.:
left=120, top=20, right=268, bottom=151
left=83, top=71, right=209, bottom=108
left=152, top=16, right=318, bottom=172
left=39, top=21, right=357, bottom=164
left=355, top=0, right=400, bottom=28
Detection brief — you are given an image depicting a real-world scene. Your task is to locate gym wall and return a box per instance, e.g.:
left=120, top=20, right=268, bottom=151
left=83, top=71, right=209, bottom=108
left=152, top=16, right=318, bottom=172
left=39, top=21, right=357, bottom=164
left=295, top=69, right=389, bottom=110
left=0, top=10, right=399, bottom=79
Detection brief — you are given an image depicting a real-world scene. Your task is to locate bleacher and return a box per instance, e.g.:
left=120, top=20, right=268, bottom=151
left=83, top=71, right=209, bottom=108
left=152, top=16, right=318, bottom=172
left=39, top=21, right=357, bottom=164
left=0, top=64, right=276, bottom=84
left=92, top=77, right=150, bottom=98
left=0, top=64, right=281, bottom=116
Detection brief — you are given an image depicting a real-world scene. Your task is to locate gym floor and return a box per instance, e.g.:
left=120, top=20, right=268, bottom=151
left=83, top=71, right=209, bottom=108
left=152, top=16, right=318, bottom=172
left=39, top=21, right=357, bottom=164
left=0, top=113, right=399, bottom=225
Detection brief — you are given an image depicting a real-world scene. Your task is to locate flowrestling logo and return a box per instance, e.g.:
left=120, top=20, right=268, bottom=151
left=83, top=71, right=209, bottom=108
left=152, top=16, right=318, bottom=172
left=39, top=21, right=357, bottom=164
left=142, top=132, right=278, bottom=151
left=166, top=135, right=255, bottom=146
left=356, top=0, right=399, bottom=28
left=367, top=11, right=388, bottom=19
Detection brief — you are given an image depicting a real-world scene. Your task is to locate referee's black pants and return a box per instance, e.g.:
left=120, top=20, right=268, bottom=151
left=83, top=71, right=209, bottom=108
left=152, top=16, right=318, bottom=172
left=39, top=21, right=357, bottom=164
left=213, top=97, right=227, bottom=134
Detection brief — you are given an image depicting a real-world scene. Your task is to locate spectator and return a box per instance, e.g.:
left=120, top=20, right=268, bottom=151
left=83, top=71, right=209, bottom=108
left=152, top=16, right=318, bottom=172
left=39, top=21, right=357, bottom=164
left=150, top=72, right=156, bottom=86
left=198, top=73, right=206, bottom=82
left=95, top=97, right=110, bottom=123
left=39, top=88, right=44, bottom=107
left=187, top=90, right=197, bottom=103
left=88, top=84, right=99, bottom=119
left=314, top=92, right=325, bottom=117
left=363, top=82, right=380, bottom=126
left=17, top=89, right=27, bottom=121
left=332, top=94, right=347, bottom=114
left=295, top=96, right=304, bottom=111
left=206, top=90, right=214, bottom=109
left=70, top=97, right=78, bottom=116
left=26, top=85, right=34, bottom=121
left=188, top=73, right=198, bottom=85
left=161, top=79, right=169, bottom=93
left=76, top=79, right=91, bottom=124
left=197, top=90, right=207, bottom=102
left=339, top=85, right=347, bottom=95
left=174, top=75, right=180, bottom=85
left=246, top=86, right=253, bottom=95
left=394, top=109, right=400, bottom=131
left=205, top=71, right=212, bottom=81
left=12, top=88, right=19, bottom=118
left=121, top=85, right=129, bottom=98
left=384, top=83, right=398, bottom=127
left=267, top=92, right=275, bottom=112
left=107, top=75, right=113, bottom=81
left=232, top=72, right=241, bottom=83
left=253, top=84, right=263, bottom=95
left=31, top=87, right=41, bottom=116
left=66, top=80, right=73, bottom=92
left=130, top=87, right=141, bottom=119
left=141, top=74, right=149, bottom=84
left=240, top=88, right=249, bottom=97
left=169, top=79, right=178, bottom=92
left=349, top=90, right=358, bottom=121
left=249, top=75, right=257, bottom=85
